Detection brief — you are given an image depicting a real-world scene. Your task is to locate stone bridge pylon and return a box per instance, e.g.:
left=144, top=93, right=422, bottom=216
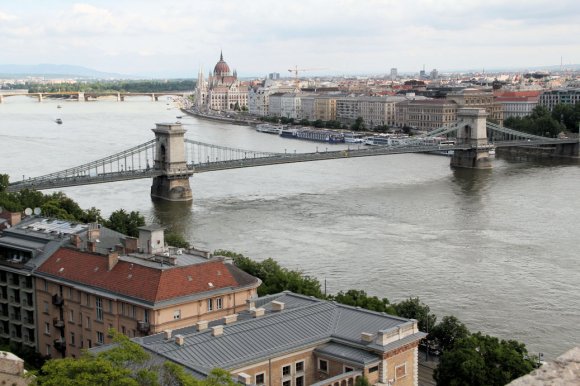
left=450, top=108, right=493, bottom=169
left=150, top=123, right=194, bottom=202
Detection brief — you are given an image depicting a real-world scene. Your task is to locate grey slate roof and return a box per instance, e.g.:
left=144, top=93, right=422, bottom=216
left=136, top=292, right=426, bottom=375
left=314, top=343, right=380, bottom=366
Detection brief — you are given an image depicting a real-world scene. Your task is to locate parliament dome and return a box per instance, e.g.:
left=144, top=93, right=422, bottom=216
left=213, top=51, right=231, bottom=76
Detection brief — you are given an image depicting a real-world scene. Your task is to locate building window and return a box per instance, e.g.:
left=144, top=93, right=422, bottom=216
left=46, top=344, right=51, bottom=356
left=130, top=305, right=136, bottom=319
left=43, top=301, right=49, bottom=313
left=295, top=376, right=304, bottom=386
left=282, top=381, right=291, bottom=386
left=282, top=365, right=291, bottom=377
left=295, top=361, right=304, bottom=373
left=173, top=310, right=181, bottom=320
left=255, top=373, right=265, bottom=385
left=69, top=309, right=74, bottom=322
left=70, top=332, right=75, bottom=346
left=44, top=322, right=50, bottom=335
left=43, top=279, right=48, bottom=291
left=85, top=316, right=91, bottom=329
left=108, top=299, right=113, bottom=313
left=207, top=299, right=213, bottom=311
left=344, top=366, right=354, bottom=373
left=85, top=293, right=90, bottom=307
left=67, top=287, right=72, bottom=299
left=318, top=359, right=328, bottom=373
left=395, top=363, right=407, bottom=379
left=144, top=309, right=149, bottom=323
left=96, top=297, right=103, bottom=321
left=216, top=297, right=223, bottom=310
left=97, top=331, right=104, bottom=345
left=369, top=366, right=379, bottom=373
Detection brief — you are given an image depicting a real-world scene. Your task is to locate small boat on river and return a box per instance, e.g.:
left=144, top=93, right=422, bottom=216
left=55, top=118, right=63, bottom=124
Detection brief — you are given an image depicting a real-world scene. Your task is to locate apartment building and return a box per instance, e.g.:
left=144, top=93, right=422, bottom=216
left=336, top=97, right=397, bottom=128
left=446, top=88, right=503, bottom=124
left=35, top=225, right=260, bottom=358
left=0, top=216, right=92, bottom=354
left=106, top=292, right=426, bottom=386
left=539, top=88, right=580, bottom=111
left=395, top=99, right=458, bottom=131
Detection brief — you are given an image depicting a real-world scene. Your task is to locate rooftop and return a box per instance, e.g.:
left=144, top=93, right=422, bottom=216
left=133, top=292, right=426, bottom=374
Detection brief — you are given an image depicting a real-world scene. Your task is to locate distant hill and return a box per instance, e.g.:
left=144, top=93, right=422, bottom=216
left=0, top=64, right=139, bottom=79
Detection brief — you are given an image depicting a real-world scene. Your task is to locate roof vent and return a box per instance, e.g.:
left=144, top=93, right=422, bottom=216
left=271, top=301, right=285, bottom=312
left=163, top=329, right=172, bottom=340
left=196, top=320, right=208, bottom=332
left=224, top=314, right=238, bottom=325
left=211, top=325, right=224, bottom=336
left=175, top=334, right=184, bottom=346
left=251, top=307, right=265, bottom=318
left=361, top=332, right=374, bottom=343
left=237, top=373, right=251, bottom=385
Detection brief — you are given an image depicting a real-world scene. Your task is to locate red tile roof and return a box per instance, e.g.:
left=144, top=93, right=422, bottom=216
left=38, top=248, right=255, bottom=303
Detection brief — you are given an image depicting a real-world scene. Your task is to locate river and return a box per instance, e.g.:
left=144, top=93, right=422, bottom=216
left=1, top=97, right=579, bottom=359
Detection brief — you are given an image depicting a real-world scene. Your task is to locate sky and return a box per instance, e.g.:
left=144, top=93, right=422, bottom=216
left=1, top=0, right=579, bottom=78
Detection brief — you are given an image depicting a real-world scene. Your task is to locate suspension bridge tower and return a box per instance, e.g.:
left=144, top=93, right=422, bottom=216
left=150, top=123, right=194, bottom=202
left=450, top=108, right=492, bottom=169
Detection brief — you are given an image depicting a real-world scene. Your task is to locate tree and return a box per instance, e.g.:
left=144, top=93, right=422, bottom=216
left=434, top=332, right=536, bottom=386
left=165, top=231, right=190, bottom=249
left=332, top=289, right=397, bottom=314
left=429, top=315, right=470, bottom=352
left=105, top=209, right=146, bottom=237
left=352, top=117, right=365, bottom=131
left=393, top=297, right=437, bottom=332
left=0, top=174, right=9, bottom=193
left=354, top=376, right=371, bottom=386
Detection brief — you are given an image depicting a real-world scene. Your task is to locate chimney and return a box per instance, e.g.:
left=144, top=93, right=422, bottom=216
left=361, top=332, right=374, bottom=343
left=88, top=223, right=100, bottom=241
left=271, top=301, right=285, bottom=312
left=251, top=308, right=265, bottom=318
left=122, top=237, right=138, bottom=254
left=246, top=299, right=256, bottom=311
left=223, top=314, right=238, bottom=325
left=196, top=320, right=208, bottom=332
left=8, top=212, right=21, bottom=227
left=70, top=234, right=82, bottom=249
left=211, top=325, right=224, bottom=336
left=163, top=329, right=172, bottom=340
left=107, top=252, right=119, bottom=271
left=175, top=334, right=184, bottom=346
left=87, top=240, right=97, bottom=253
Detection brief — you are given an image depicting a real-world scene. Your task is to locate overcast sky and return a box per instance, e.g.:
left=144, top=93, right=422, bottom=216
left=1, top=0, right=579, bottom=78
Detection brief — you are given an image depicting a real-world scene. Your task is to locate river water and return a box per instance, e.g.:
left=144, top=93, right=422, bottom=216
left=1, top=97, right=579, bottom=358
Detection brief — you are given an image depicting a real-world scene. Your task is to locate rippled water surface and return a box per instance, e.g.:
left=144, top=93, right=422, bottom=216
left=2, top=98, right=579, bottom=358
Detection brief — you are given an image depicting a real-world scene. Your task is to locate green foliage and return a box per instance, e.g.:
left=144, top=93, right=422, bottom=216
left=104, top=209, right=145, bottom=237
left=434, top=332, right=536, bottom=386
left=0, top=174, right=9, bottom=193
left=162, top=362, right=201, bottom=386
left=332, top=289, right=397, bottom=314
left=204, top=368, right=238, bottom=386
left=504, top=105, right=566, bottom=137
left=354, top=376, right=371, bottom=386
left=351, top=116, right=365, bottom=131
left=429, top=315, right=470, bottom=352
left=393, top=297, right=437, bottom=332
left=165, top=231, right=190, bottom=249
left=551, top=102, right=580, bottom=132
left=26, top=80, right=195, bottom=93
left=215, top=250, right=324, bottom=298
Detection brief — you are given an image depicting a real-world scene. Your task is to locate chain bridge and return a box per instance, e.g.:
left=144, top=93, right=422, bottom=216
left=6, top=108, right=578, bottom=202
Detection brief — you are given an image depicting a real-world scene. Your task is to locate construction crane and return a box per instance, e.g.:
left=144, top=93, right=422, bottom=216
left=287, top=66, right=327, bottom=88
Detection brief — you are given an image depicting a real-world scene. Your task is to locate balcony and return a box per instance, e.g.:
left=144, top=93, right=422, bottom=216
left=23, top=317, right=34, bottom=326
left=53, top=339, right=66, bottom=353
left=137, top=320, right=150, bottom=334
left=21, top=298, right=34, bottom=309
left=52, top=294, right=64, bottom=307
left=9, top=296, right=20, bottom=305
left=23, top=335, right=35, bottom=347
left=53, top=317, right=65, bottom=329
left=9, top=314, right=21, bottom=324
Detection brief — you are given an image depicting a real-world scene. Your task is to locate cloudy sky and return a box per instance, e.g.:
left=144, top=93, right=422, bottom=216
left=1, top=0, right=579, bottom=77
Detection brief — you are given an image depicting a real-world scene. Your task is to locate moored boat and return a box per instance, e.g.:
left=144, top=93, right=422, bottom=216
left=55, top=118, right=63, bottom=124
left=256, top=123, right=283, bottom=135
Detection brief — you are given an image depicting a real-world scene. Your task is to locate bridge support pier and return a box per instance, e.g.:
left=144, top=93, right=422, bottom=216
left=78, top=92, right=85, bottom=102
left=150, top=123, right=194, bottom=202
left=38, top=93, right=43, bottom=102
left=450, top=108, right=492, bottom=169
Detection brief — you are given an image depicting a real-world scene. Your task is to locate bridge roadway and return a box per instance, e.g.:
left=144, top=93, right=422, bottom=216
left=6, top=143, right=474, bottom=192
left=7, top=137, right=577, bottom=193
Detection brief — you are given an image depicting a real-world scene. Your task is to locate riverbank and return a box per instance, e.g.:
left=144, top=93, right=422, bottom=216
left=181, top=108, right=255, bottom=127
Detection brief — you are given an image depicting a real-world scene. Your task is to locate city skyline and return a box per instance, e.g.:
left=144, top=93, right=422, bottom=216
left=1, top=0, right=579, bottom=78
